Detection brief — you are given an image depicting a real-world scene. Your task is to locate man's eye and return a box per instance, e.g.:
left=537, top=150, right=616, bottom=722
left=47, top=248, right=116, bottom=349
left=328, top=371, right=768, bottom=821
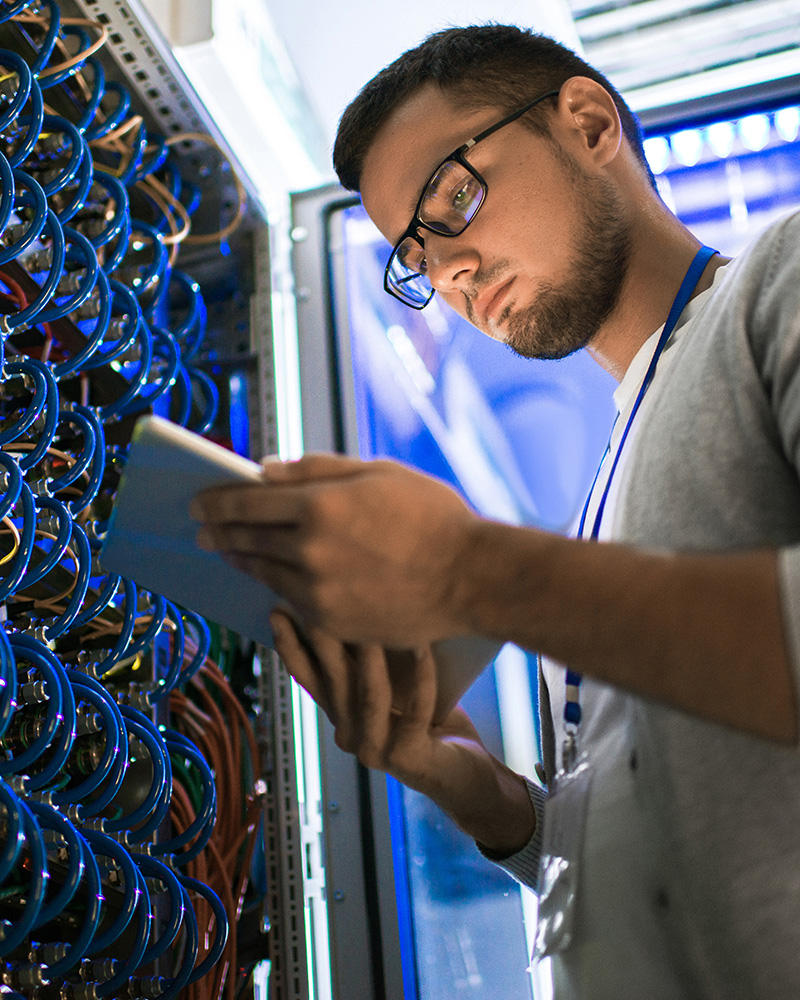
left=451, top=176, right=480, bottom=211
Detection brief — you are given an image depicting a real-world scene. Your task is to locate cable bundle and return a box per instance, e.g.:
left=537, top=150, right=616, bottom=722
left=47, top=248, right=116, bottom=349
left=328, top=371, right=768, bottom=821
left=0, top=1, right=261, bottom=996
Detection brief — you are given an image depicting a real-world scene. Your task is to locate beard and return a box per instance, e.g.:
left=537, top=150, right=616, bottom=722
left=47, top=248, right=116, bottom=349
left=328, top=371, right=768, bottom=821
left=491, top=165, right=632, bottom=361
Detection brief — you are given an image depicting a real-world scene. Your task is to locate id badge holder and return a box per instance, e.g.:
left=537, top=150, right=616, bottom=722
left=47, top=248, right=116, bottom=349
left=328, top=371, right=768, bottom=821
left=532, top=750, right=593, bottom=962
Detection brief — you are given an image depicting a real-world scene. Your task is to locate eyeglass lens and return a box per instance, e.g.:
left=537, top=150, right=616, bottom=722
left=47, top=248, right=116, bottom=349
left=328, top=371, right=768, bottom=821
left=387, top=159, right=485, bottom=306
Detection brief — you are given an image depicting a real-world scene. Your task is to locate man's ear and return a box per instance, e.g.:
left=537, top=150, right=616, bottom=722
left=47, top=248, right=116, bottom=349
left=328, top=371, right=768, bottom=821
left=554, top=76, right=622, bottom=167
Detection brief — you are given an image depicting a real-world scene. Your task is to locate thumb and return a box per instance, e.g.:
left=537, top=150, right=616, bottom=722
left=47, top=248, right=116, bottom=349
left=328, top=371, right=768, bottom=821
left=260, top=452, right=369, bottom=483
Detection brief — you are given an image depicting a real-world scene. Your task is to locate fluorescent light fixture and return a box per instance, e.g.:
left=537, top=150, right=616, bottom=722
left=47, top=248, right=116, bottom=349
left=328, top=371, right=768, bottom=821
left=626, top=50, right=800, bottom=113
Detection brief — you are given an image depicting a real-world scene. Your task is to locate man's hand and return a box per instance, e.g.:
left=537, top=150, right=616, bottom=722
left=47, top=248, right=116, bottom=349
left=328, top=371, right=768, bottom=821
left=270, top=609, right=536, bottom=857
left=192, top=453, right=479, bottom=646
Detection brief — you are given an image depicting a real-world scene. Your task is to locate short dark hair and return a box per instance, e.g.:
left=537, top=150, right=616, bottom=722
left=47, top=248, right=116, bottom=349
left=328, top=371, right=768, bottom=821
left=333, top=24, right=653, bottom=191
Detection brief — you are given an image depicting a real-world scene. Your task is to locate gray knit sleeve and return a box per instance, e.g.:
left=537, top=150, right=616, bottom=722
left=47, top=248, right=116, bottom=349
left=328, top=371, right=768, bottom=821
left=476, top=777, right=546, bottom=890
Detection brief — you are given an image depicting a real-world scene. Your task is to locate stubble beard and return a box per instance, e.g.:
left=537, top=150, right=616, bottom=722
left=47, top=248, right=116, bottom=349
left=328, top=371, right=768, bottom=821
left=501, top=170, right=632, bottom=362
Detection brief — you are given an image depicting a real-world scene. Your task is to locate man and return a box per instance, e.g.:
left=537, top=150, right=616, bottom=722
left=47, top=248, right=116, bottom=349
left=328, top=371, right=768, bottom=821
left=193, top=25, right=800, bottom=999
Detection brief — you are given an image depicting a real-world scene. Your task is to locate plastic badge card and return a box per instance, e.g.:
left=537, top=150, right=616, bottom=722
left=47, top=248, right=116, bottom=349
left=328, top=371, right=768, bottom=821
left=532, top=755, right=594, bottom=962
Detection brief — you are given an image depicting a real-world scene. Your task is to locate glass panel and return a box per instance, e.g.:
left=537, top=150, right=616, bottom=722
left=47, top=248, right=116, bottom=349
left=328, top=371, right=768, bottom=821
left=337, top=203, right=616, bottom=999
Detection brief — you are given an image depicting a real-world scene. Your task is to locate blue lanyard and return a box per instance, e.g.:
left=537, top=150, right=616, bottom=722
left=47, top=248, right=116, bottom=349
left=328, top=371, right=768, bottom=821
left=563, top=245, right=718, bottom=735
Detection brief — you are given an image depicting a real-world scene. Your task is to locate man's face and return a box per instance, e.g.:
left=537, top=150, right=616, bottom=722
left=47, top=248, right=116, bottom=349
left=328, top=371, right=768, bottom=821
left=360, top=83, right=632, bottom=361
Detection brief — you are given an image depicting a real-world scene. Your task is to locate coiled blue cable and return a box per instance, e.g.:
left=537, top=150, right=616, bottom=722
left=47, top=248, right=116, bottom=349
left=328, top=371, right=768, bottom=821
left=82, top=827, right=140, bottom=954
left=0, top=1, right=36, bottom=25
left=0, top=628, right=17, bottom=741
left=6, top=73, right=43, bottom=168
left=2, top=208, right=66, bottom=332
left=134, top=135, right=168, bottom=182
left=25, top=114, right=85, bottom=197
left=52, top=669, right=125, bottom=806
left=84, top=81, right=131, bottom=142
left=43, top=518, right=92, bottom=639
left=0, top=779, right=23, bottom=883
left=42, top=830, right=102, bottom=977
left=0, top=798, right=48, bottom=956
left=155, top=880, right=198, bottom=1000
left=85, top=169, right=129, bottom=252
left=0, top=450, right=22, bottom=520
left=180, top=874, right=229, bottom=984
left=82, top=276, right=140, bottom=368
left=149, top=599, right=184, bottom=703
left=167, top=363, right=192, bottom=427
left=116, top=118, right=147, bottom=187
left=97, top=316, right=152, bottom=421
left=39, top=24, right=95, bottom=89
left=64, top=406, right=106, bottom=515
left=28, top=0, right=60, bottom=79
left=14, top=358, right=59, bottom=471
left=0, top=358, right=49, bottom=446
left=110, top=220, right=166, bottom=297
left=34, top=224, right=98, bottom=325
left=1, top=632, right=67, bottom=776
left=0, top=167, right=48, bottom=266
left=0, top=51, right=32, bottom=134
left=126, top=712, right=172, bottom=843
left=132, top=854, right=184, bottom=965
left=100, top=207, right=131, bottom=275
left=95, top=863, right=152, bottom=996
left=49, top=406, right=99, bottom=491
left=178, top=610, right=211, bottom=687
left=96, top=577, right=138, bottom=670
left=0, top=478, right=36, bottom=601
left=186, top=367, right=219, bottom=435
left=105, top=704, right=169, bottom=835
left=53, top=133, right=93, bottom=224
left=73, top=56, right=105, bottom=134
left=117, top=324, right=180, bottom=418
left=83, top=167, right=130, bottom=254
left=28, top=799, right=84, bottom=927
left=25, top=652, right=75, bottom=791
left=153, top=731, right=216, bottom=863
left=0, top=149, right=15, bottom=237
left=68, top=570, right=120, bottom=632
left=17, top=495, right=71, bottom=588
left=119, top=590, right=165, bottom=661
left=52, top=264, right=111, bottom=379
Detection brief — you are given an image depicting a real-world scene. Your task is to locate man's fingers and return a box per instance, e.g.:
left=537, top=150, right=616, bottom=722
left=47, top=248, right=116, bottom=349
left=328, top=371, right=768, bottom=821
left=259, top=452, right=370, bottom=483
left=190, top=481, right=302, bottom=525
left=271, top=611, right=332, bottom=718
left=403, top=646, right=438, bottom=729
left=304, top=627, right=358, bottom=751
left=354, top=644, right=393, bottom=766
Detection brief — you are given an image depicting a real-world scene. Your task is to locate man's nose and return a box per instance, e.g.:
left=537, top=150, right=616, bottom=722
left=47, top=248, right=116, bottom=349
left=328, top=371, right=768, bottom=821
left=424, top=233, right=480, bottom=295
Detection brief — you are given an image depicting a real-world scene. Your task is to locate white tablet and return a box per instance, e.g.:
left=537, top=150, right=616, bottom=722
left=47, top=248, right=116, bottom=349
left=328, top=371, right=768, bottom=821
left=101, top=415, right=504, bottom=721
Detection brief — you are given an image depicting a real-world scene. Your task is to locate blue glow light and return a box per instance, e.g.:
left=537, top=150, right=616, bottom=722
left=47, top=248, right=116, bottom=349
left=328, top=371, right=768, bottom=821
left=643, top=136, right=670, bottom=175
left=672, top=129, right=703, bottom=166
left=739, top=114, right=770, bottom=151
left=706, top=121, right=735, bottom=159
left=775, top=106, right=800, bottom=142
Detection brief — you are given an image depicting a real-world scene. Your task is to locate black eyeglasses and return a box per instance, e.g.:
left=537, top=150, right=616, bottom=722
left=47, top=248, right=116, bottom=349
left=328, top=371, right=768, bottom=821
left=383, top=89, right=560, bottom=309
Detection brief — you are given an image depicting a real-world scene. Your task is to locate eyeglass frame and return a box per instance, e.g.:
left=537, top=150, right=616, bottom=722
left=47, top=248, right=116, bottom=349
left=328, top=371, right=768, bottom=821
left=383, top=88, right=561, bottom=309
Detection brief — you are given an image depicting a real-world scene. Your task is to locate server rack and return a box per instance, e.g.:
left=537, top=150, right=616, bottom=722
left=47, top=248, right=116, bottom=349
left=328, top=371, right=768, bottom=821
left=0, top=1, right=311, bottom=997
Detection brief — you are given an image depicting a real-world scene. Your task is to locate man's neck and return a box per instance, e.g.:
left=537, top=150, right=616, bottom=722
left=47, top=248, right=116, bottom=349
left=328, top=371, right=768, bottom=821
left=586, top=212, right=731, bottom=381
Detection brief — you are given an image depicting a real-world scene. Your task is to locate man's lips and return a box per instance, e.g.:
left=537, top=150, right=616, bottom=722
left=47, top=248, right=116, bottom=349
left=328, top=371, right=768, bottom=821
left=473, top=277, right=514, bottom=326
